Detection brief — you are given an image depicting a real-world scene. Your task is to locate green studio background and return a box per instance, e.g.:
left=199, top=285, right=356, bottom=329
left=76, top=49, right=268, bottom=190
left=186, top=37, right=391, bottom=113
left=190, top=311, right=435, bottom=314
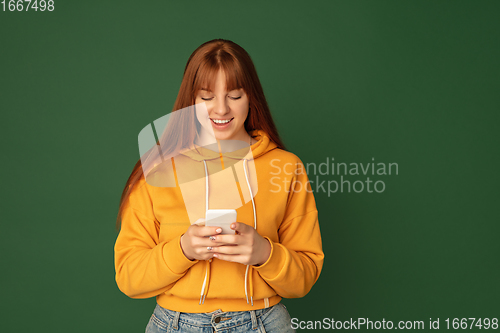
left=1, top=1, right=499, bottom=332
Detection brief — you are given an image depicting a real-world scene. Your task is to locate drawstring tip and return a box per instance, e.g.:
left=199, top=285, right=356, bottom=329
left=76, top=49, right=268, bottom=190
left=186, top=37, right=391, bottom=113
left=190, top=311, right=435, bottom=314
left=251, top=296, right=254, bottom=306
left=199, top=295, right=206, bottom=305
left=246, top=295, right=249, bottom=304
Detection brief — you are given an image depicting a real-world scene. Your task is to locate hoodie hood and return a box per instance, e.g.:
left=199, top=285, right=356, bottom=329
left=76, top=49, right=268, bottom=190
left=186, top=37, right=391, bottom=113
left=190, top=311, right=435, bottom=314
left=179, top=129, right=278, bottom=162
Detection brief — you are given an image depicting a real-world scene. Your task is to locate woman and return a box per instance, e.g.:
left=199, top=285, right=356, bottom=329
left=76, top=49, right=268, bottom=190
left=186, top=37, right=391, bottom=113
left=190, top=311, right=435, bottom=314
left=114, top=39, right=324, bottom=333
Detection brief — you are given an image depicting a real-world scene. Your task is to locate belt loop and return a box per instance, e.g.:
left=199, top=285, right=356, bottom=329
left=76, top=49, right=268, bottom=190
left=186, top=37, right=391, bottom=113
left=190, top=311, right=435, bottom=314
left=250, top=310, right=258, bottom=330
left=172, top=311, right=181, bottom=330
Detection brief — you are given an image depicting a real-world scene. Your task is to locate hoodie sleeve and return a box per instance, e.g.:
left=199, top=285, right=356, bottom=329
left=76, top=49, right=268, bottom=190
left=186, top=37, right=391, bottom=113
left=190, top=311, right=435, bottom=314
left=114, top=179, right=199, bottom=299
left=253, top=156, right=324, bottom=298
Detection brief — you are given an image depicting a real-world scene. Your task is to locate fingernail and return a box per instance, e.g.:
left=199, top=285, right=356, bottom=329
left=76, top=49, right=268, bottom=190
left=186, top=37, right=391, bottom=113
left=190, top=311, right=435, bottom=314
left=213, top=254, right=218, bottom=258
left=231, top=223, right=235, bottom=229
left=216, top=228, right=222, bottom=233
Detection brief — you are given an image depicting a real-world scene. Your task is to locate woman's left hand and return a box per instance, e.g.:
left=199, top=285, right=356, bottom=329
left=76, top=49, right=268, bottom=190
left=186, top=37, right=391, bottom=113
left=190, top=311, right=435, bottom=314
left=208, top=222, right=271, bottom=266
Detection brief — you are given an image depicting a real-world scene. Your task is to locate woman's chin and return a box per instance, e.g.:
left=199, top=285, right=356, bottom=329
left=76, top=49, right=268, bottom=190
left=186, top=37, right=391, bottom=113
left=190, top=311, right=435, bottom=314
left=213, top=131, right=235, bottom=141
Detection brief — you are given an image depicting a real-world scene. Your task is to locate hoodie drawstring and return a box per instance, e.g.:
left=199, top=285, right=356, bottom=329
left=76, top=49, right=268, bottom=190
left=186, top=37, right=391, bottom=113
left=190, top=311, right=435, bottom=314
left=243, top=158, right=257, bottom=306
left=199, top=159, right=210, bottom=305
left=200, top=158, right=257, bottom=306
left=199, top=258, right=211, bottom=305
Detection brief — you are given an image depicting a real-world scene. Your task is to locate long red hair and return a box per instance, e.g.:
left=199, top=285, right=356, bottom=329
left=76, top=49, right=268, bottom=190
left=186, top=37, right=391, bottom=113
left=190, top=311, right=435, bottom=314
left=115, top=39, right=286, bottom=229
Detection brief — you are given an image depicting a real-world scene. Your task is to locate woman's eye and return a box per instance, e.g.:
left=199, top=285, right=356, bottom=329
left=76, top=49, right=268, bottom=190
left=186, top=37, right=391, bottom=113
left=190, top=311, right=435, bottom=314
left=200, top=96, right=241, bottom=101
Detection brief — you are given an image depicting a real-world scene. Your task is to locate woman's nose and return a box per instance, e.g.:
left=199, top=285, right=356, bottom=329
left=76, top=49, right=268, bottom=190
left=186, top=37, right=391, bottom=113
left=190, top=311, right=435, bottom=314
left=212, top=97, right=229, bottom=115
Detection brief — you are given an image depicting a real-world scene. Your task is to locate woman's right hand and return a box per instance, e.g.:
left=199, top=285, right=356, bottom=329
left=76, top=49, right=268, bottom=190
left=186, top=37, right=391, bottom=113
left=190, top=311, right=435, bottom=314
left=180, top=218, right=222, bottom=261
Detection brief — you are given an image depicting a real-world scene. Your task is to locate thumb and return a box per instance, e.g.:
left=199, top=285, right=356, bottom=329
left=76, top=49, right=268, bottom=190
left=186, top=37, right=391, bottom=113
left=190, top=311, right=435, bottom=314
left=231, top=222, right=249, bottom=233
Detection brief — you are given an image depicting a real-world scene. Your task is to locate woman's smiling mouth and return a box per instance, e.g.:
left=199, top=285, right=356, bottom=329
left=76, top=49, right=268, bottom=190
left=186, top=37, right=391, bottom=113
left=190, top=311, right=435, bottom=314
left=210, top=117, right=234, bottom=128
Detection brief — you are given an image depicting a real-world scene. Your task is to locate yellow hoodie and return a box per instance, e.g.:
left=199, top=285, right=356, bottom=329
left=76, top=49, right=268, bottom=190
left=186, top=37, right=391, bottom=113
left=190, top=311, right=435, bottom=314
left=114, top=129, right=324, bottom=313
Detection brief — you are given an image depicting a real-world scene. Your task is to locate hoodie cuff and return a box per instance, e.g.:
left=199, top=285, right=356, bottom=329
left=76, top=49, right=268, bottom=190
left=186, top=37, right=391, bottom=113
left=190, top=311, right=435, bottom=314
left=162, top=234, right=199, bottom=274
left=252, top=236, right=286, bottom=279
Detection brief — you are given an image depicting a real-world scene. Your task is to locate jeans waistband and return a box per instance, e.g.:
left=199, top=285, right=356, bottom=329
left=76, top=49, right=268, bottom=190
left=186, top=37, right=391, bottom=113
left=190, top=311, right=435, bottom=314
left=156, top=303, right=275, bottom=330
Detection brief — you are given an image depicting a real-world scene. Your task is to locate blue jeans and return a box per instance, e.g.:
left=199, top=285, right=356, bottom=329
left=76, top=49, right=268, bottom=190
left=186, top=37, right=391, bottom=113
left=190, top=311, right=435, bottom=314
left=145, top=302, right=295, bottom=333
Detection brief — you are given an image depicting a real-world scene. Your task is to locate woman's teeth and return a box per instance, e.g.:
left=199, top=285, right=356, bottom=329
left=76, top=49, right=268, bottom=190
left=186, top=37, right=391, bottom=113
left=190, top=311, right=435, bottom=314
left=211, top=118, right=233, bottom=124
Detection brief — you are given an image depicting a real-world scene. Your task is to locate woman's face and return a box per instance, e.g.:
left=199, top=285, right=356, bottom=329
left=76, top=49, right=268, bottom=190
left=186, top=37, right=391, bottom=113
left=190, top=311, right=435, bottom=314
left=195, top=69, right=250, bottom=142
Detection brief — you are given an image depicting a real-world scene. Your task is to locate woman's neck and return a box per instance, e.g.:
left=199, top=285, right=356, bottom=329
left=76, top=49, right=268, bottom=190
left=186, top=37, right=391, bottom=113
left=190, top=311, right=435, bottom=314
left=195, top=129, right=255, bottom=149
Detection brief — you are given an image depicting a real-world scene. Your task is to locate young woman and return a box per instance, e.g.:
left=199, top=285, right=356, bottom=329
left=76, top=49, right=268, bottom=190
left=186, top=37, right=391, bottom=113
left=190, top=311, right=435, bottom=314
left=114, top=39, right=324, bottom=333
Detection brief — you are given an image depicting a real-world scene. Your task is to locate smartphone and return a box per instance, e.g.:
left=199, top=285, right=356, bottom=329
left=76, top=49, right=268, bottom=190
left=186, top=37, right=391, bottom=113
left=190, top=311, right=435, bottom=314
left=205, top=209, right=237, bottom=235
